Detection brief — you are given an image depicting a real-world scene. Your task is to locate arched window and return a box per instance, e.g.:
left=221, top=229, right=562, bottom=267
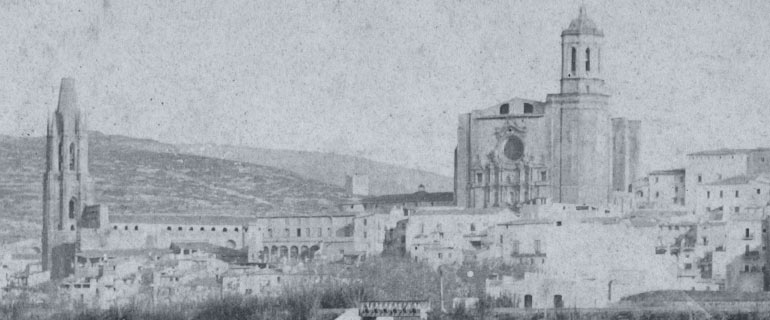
left=68, top=198, right=76, bottom=219
left=69, top=143, right=76, bottom=171
left=124, top=225, right=128, bottom=231
left=570, top=47, right=576, bottom=72
left=70, top=225, right=75, bottom=231
left=500, top=103, right=509, bottom=115
left=585, top=48, right=591, bottom=72
left=470, top=223, right=476, bottom=232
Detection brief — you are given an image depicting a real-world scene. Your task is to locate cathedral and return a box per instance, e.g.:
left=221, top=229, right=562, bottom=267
left=454, top=6, right=641, bottom=209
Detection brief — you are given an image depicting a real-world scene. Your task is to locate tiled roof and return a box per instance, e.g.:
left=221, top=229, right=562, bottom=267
left=687, top=148, right=770, bottom=157
left=360, top=191, right=454, bottom=205
left=110, top=214, right=254, bottom=225
left=707, top=174, right=762, bottom=186
left=413, top=207, right=512, bottom=216
left=77, top=248, right=173, bottom=258
left=649, top=169, right=685, bottom=176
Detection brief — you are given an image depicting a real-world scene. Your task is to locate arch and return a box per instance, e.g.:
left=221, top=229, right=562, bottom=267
left=585, top=47, right=591, bottom=71
left=279, top=246, right=288, bottom=259
left=70, top=225, right=75, bottom=231
left=499, top=103, right=509, bottom=115
left=290, top=246, right=299, bottom=261
left=570, top=47, right=576, bottom=73
left=234, top=227, right=239, bottom=232
left=271, top=246, right=279, bottom=260
left=309, top=245, right=320, bottom=260
left=554, top=295, right=563, bottom=309
left=69, top=142, right=76, bottom=171
left=225, top=240, right=237, bottom=249
left=68, top=198, right=77, bottom=219
left=300, top=246, right=309, bottom=261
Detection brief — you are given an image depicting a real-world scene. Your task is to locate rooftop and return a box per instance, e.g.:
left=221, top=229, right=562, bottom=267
left=687, top=148, right=770, bottom=157
left=562, top=6, right=604, bottom=37
left=649, top=169, right=685, bottom=176
left=413, top=207, right=512, bottom=216
left=111, top=214, right=255, bottom=225
left=360, top=191, right=454, bottom=205
left=706, top=174, right=770, bottom=186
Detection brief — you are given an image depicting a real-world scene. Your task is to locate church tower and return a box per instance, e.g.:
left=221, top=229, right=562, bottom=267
left=547, top=6, right=612, bottom=205
left=42, top=78, right=93, bottom=279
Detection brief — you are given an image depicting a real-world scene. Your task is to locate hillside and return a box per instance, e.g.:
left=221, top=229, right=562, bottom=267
left=177, top=144, right=454, bottom=196
left=0, top=132, right=348, bottom=244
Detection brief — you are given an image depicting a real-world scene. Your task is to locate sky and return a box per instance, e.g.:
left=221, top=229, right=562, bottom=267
left=1, top=0, right=770, bottom=177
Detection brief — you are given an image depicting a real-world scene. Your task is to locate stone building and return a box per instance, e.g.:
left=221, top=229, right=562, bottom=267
left=686, top=148, right=770, bottom=212
left=634, top=169, right=686, bottom=209
left=454, top=6, right=640, bottom=209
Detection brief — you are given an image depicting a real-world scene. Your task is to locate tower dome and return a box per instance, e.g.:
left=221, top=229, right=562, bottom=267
left=562, top=6, right=604, bottom=37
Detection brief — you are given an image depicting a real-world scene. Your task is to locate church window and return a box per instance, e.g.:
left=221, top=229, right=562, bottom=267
left=523, top=103, right=533, bottom=114
left=69, top=143, right=76, bottom=171
left=570, top=47, right=576, bottom=73
left=500, top=103, right=509, bottom=115
left=503, top=136, right=524, bottom=161
left=585, top=48, right=591, bottom=71
left=68, top=198, right=76, bottom=219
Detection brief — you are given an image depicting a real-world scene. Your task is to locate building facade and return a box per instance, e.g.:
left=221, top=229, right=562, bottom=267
left=455, top=7, right=639, bottom=209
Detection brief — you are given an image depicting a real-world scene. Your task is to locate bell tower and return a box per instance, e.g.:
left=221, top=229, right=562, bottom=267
left=548, top=6, right=612, bottom=206
left=560, top=5, right=605, bottom=95
left=42, top=78, right=93, bottom=279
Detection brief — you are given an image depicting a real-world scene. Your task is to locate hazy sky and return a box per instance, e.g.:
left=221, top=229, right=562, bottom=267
left=1, top=0, right=769, bottom=176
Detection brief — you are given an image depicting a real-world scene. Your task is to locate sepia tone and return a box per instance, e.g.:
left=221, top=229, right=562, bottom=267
left=2, top=1, right=770, bottom=319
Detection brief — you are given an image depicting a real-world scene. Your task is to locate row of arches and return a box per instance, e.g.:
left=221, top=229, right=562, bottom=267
left=111, top=225, right=247, bottom=232
left=259, top=245, right=320, bottom=263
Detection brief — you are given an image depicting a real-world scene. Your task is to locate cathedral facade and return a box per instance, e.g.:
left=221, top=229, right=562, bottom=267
left=455, top=7, right=640, bottom=209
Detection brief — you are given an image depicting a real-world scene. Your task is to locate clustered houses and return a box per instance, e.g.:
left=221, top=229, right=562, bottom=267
left=5, top=4, right=770, bottom=312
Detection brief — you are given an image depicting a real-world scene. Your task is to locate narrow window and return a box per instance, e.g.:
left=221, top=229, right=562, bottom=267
left=570, top=47, right=576, bottom=73
left=735, top=207, right=740, bottom=213
left=719, top=191, right=723, bottom=198
left=178, top=227, right=182, bottom=231
left=698, top=175, right=702, bottom=183
left=757, top=189, right=761, bottom=195
left=707, top=191, right=710, bottom=199
left=523, top=103, right=533, bottom=114
left=68, top=198, right=76, bottom=219
left=655, top=192, right=659, bottom=198
left=500, top=103, right=509, bottom=115
left=69, top=143, right=76, bottom=171
left=470, top=223, right=476, bottom=232
left=134, top=226, right=139, bottom=231
left=476, top=173, right=483, bottom=184
left=296, top=228, right=301, bottom=237
left=223, top=228, right=228, bottom=232
left=585, top=48, right=591, bottom=71
left=167, top=226, right=171, bottom=231
left=735, top=191, right=739, bottom=198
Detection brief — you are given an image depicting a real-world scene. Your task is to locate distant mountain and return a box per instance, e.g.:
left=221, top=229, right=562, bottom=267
left=0, top=132, right=348, bottom=243
left=176, top=144, right=454, bottom=196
